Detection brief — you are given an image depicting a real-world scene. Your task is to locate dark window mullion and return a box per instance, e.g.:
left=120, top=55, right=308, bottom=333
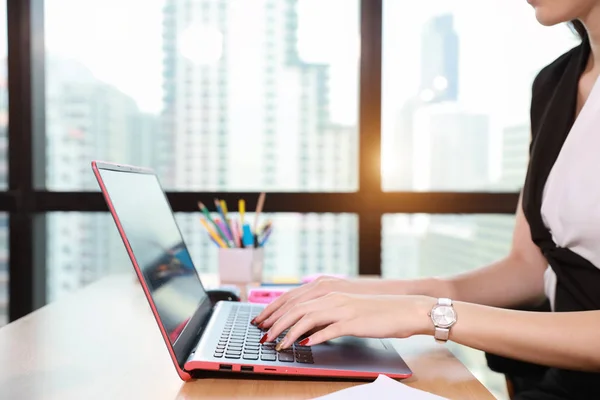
left=29, top=191, right=520, bottom=214
left=358, top=0, right=383, bottom=275
left=7, top=0, right=47, bottom=321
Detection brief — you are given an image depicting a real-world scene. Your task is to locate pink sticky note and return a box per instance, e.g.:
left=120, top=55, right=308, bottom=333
left=301, top=273, right=347, bottom=283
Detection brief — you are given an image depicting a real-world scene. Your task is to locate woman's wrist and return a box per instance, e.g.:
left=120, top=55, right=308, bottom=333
left=407, top=295, right=438, bottom=336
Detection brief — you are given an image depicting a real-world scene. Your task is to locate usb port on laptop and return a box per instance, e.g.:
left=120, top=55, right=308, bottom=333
left=241, top=366, right=254, bottom=372
left=219, top=364, right=232, bottom=371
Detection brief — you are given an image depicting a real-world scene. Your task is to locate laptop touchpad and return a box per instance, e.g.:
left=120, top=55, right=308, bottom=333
left=326, top=336, right=387, bottom=350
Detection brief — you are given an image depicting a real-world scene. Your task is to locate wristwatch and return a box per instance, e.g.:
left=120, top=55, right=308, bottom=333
left=428, top=298, right=457, bottom=343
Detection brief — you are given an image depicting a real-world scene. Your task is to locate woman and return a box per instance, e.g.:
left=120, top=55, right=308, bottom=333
left=252, top=1, right=600, bottom=399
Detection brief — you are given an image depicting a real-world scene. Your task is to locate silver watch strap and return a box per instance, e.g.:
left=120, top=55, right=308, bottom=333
left=434, top=327, right=450, bottom=342
left=438, top=297, right=452, bottom=306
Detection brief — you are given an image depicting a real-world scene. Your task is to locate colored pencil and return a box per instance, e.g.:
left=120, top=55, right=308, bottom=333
left=199, top=217, right=227, bottom=248
left=253, top=192, right=266, bottom=234
left=239, top=199, right=246, bottom=225
left=198, top=201, right=232, bottom=247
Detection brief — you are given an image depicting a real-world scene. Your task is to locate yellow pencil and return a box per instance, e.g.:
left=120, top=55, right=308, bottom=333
left=220, top=199, right=228, bottom=216
left=239, top=199, right=246, bottom=225
left=199, top=217, right=227, bottom=248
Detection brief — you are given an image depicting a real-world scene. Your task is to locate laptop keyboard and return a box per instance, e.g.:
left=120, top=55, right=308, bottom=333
left=213, top=304, right=314, bottom=364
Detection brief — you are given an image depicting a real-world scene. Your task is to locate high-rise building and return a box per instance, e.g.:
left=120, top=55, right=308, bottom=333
left=413, top=104, right=490, bottom=191
left=46, top=56, right=156, bottom=301
left=381, top=214, right=423, bottom=278
left=383, top=97, right=420, bottom=191
left=162, top=0, right=358, bottom=277
left=419, top=14, right=459, bottom=103
left=498, top=123, right=530, bottom=190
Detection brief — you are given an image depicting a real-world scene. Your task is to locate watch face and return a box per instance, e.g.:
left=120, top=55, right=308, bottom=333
left=431, top=305, right=456, bottom=328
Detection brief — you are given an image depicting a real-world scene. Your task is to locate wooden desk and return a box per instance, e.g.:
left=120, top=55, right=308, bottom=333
left=0, top=275, right=494, bottom=400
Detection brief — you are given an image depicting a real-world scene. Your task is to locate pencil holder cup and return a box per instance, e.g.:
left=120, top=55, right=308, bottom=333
left=218, top=248, right=264, bottom=284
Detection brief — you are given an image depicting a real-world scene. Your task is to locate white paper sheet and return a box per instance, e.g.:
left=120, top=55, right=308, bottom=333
left=312, top=375, right=449, bottom=400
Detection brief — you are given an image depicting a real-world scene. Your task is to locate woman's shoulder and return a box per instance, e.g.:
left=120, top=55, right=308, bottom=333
left=532, top=42, right=585, bottom=95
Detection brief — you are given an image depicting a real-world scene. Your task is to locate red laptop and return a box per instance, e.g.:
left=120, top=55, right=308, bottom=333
left=92, top=160, right=412, bottom=381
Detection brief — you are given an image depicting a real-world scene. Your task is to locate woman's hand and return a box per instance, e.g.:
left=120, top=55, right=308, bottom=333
left=258, top=293, right=435, bottom=351
left=252, top=276, right=399, bottom=328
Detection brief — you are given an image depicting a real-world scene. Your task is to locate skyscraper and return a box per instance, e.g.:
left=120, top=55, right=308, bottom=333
left=413, top=104, right=490, bottom=190
left=419, top=14, right=459, bottom=103
left=161, top=0, right=358, bottom=277
left=45, top=56, right=156, bottom=301
left=498, top=123, right=530, bottom=190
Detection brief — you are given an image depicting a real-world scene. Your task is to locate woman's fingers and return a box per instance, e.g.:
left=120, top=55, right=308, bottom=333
left=299, top=322, right=347, bottom=346
left=259, top=288, right=329, bottom=329
left=276, top=311, right=339, bottom=350
left=253, top=277, right=338, bottom=326
left=253, top=284, right=313, bottom=325
left=263, top=296, right=329, bottom=342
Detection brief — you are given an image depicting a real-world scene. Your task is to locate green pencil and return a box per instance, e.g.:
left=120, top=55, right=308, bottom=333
left=198, top=201, right=233, bottom=247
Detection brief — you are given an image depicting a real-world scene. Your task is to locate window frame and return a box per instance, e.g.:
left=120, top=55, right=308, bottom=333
left=4, top=0, right=518, bottom=322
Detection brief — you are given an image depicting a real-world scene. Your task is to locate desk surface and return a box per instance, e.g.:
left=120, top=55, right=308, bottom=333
left=0, top=275, right=494, bottom=400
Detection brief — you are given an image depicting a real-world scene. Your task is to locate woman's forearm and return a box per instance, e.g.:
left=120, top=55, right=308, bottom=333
left=415, top=299, right=600, bottom=372
left=386, top=255, right=546, bottom=309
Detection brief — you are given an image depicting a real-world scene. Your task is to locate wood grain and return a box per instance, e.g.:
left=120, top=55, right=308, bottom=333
left=0, top=275, right=494, bottom=400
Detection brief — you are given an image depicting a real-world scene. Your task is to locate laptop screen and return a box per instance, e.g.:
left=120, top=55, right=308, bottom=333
left=97, top=167, right=210, bottom=346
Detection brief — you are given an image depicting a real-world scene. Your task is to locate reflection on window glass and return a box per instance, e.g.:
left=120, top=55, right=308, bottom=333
left=46, top=212, right=357, bottom=301
left=381, top=0, right=578, bottom=192
left=44, top=0, right=359, bottom=192
left=382, top=213, right=515, bottom=399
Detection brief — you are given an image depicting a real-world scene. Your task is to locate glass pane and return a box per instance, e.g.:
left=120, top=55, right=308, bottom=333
left=44, top=0, right=359, bottom=192
left=381, top=1, right=579, bottom=191
left=382, top=214, right=515, bottom=278
left=0, top=213, right=7, bottom=327
left=46, top=212, right=357, bottom=302
left=382, top=213, right=515, bottom=399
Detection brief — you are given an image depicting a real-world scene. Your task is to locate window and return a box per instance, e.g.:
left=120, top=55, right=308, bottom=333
left=381, top=0, right=579, bottom=192
left=382, top=213, right=514, bottom=398
left=382, top=214, right=514, bottom=279
left=44, top=0, right=359, bottom=192
left=46, top=212, right=357, bottom=302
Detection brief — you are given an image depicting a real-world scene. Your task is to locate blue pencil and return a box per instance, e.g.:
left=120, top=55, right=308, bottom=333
left=258, top=227, right=273, bottom=247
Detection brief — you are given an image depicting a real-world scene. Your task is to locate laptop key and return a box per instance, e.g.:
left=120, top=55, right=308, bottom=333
left=243, top=354, right=259, bottom=360
left=278, top=353, right=294, bottom=362
left=261, top=354, right=277, bottom=361
left=214, top=352, right=224, bottom=358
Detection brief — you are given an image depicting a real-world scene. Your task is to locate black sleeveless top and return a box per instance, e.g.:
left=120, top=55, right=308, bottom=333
left=517, top=35, right=600, bottom=399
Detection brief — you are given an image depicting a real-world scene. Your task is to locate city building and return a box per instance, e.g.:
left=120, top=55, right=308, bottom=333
left=419, top=14, right=459, bottom=103
left=45, top=56, right=156, bottom=301
left=161, top=0, right=358, bottom=278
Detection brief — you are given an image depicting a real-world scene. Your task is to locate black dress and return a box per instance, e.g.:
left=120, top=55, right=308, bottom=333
left=514, top=34, right=600, bottom=399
